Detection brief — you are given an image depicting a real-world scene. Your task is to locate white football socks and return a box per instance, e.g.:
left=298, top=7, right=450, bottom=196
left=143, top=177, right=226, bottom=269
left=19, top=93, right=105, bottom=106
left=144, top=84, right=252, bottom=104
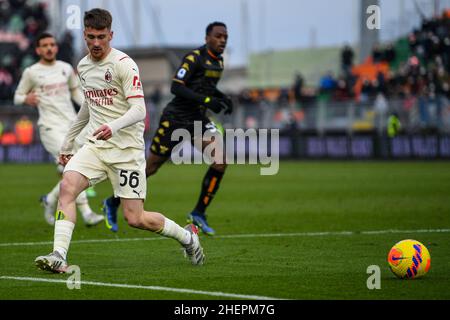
left=53, top=219, right=75, bottom=260
left=159, top=218, right=191, bottom=245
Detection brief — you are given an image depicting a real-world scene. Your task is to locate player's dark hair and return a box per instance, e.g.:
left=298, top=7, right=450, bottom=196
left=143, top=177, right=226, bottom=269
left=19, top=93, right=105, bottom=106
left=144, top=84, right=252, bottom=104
left=206, top=22, right=227, bottom=35
left=84, top=8, right=112, bottom=30
left=35, top=32, right=55, bottom=47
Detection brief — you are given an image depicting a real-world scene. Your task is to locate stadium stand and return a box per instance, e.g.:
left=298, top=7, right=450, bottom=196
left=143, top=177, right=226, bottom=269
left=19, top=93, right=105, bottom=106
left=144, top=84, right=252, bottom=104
left=236, top=9, right=450, bottom=133
left=0, top=3, right=449, bottom=159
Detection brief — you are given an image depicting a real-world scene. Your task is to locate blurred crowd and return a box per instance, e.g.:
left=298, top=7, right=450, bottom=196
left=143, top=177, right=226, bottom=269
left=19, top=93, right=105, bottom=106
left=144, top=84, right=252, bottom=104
left=320, top=11, right=450, bottom=105
left=1, top=1, right=449, bottom=137
left=220, top=11, right=449, bottom=130
left=0, top=0, right=75, bottom=101
left=0, top=0, right=49, bottom=100
left=278, top=11, right=450, bottom=131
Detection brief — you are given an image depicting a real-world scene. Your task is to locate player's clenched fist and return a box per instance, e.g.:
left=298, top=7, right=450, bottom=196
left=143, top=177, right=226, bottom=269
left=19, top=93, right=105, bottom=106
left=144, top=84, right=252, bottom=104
left=59, top=153, right=73, bottom=166
left=24, top=91, right=39, bottom=107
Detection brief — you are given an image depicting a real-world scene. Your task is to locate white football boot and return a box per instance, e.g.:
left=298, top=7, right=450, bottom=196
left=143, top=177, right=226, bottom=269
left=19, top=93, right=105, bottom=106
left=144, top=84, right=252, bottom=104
left=35, top=251, right=68, bottom=273
left=83, top=211, right=105, bottom=226
left=183, top=224, right=205, bottom=266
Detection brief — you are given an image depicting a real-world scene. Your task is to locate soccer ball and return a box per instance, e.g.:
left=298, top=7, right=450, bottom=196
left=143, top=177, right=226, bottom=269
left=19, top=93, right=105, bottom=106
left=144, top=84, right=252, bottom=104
left=387, top=239, right=431, bottom=279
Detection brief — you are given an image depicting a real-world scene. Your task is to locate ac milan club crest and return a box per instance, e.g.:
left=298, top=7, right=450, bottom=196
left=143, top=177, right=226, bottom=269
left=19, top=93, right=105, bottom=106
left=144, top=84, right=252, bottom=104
left=105, top=69, right=112, bottom=83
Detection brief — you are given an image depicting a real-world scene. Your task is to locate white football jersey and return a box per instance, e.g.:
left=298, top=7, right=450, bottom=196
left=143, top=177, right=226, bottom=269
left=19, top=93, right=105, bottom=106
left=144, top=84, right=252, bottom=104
left=14, top=61, right=79, bottom=128
left=77, top=48, right=145, bottom=150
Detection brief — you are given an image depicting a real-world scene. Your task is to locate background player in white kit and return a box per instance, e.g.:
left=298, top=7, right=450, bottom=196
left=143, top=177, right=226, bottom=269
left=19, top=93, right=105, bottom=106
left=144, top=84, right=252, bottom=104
left=13, top=32, right=103, bottom=226
left=34, top=8, right=205, bottom=272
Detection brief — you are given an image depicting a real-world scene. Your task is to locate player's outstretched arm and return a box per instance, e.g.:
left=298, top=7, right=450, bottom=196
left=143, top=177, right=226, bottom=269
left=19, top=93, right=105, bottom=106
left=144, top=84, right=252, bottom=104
left=213, top=88, right=233, bottom=114
left=213, top=88, right=227, bottom=99
left=60, top=100, right=90, bottom=157
left=93, top=55, right=146, bottom=140
left=94, top=100, right=146, bottom=140
left=170, top=80, right=205, bottom=103
left=171, top=82, right=227, bottom=114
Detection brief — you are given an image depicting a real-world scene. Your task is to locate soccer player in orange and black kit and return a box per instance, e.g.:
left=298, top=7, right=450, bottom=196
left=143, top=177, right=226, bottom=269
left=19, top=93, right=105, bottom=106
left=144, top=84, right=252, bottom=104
left=102, top=22, right=232, bottom=235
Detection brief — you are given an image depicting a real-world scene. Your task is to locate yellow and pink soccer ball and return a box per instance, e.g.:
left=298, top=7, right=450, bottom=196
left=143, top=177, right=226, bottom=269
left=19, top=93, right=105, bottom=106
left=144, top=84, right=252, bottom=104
left=387, top=239, right=431, bottom=279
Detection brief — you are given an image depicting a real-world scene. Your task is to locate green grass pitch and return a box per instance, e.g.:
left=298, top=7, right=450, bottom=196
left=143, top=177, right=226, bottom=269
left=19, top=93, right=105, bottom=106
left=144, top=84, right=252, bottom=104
left=0, top=161, right=449, bottom=299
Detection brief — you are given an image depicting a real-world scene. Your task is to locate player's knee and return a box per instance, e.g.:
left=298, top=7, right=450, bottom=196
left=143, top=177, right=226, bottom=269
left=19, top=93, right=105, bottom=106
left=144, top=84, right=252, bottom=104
left=59, top=177, right=78, bottom=201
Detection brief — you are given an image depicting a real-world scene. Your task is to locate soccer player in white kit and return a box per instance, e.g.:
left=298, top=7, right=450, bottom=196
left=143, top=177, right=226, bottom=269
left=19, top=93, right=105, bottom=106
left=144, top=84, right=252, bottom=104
left=14, top=32, right=104, bottom=226
left=35, top=8, right=205, bottom=273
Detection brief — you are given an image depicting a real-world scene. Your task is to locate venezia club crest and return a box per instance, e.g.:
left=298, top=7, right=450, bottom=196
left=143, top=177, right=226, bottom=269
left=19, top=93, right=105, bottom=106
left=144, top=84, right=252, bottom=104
left=105, top=69, right=112, bottom=83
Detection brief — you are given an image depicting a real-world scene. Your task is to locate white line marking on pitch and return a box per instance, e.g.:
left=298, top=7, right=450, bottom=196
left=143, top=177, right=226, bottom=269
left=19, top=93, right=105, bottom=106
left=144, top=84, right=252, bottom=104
left=0, top=228, right=449, bottom=247
left=0, top=276, right=282, bottom=300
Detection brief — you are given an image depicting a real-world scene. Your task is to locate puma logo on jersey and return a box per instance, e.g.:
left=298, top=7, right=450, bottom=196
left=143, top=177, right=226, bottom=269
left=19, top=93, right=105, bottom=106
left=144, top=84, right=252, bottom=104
left=133, top=190, right=142, bottom=197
